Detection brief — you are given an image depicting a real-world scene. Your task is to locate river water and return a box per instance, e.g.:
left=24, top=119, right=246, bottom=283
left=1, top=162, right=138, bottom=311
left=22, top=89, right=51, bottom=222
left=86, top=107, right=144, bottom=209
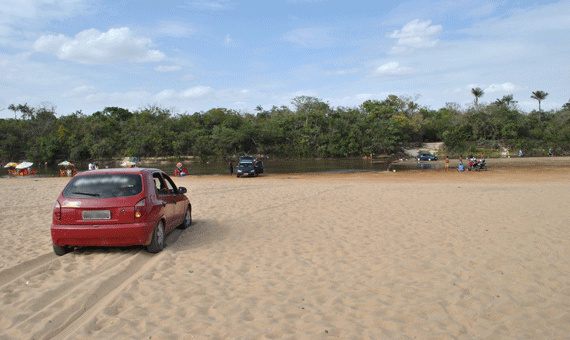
left=21, top=158, right=425, bottom=177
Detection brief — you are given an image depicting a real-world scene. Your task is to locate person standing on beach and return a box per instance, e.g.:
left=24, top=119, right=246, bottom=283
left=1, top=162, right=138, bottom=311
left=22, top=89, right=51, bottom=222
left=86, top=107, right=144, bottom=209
left=229, top=161, right=233, bottom=176
left=445, top=156, right=449, bottom=171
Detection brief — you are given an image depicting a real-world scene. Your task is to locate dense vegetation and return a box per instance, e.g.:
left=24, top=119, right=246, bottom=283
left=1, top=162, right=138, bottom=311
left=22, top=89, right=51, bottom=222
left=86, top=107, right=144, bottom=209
left=2, top=95, right=570, bottom=165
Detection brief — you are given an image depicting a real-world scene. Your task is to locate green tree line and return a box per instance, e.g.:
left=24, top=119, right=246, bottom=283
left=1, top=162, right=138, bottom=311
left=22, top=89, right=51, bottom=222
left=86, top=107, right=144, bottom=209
left=2, top=94, right=570, bottom=165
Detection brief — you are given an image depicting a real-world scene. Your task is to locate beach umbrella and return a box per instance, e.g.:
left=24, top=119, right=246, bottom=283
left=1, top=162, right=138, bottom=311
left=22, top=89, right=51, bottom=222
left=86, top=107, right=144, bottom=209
left=4, top=162, right=18, bottom=168
left=58, top=160, right=74, bottom=167
left=16, top=161, right=33, bottom=169
left=120, top=161, right=134, bottom=167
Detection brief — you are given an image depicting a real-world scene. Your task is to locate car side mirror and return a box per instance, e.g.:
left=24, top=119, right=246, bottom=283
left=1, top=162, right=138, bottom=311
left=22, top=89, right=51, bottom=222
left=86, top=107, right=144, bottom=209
left=178, top=187, right=187, bottom=194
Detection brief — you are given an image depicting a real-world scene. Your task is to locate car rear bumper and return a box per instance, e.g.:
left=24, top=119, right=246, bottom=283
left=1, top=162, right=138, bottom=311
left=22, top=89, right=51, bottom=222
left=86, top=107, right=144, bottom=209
left=51, top=221, right=156, bottom=247
left=237, top=172, right=256, bottom=177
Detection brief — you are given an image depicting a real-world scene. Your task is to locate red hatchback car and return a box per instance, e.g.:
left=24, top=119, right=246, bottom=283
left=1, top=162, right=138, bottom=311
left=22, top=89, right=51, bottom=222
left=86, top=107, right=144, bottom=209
left=51, top=168, right=191, bottom=255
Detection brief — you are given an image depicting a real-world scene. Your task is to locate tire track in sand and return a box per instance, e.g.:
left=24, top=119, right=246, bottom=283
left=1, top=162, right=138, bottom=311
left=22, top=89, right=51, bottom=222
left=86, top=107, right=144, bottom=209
left=8, top=251, right=136, bottom=332
left=43, top=250, right=162, bottom=340
left=46, top=230, right=181, bottom=340
left=0, top=253, right=54, bottom=287
left=1, top=229, right=182, bottom=340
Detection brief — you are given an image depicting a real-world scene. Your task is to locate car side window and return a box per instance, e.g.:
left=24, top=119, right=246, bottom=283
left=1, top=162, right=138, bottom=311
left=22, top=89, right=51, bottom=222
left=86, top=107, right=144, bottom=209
left=163, top=174, right=177, bottom=194
left=153, top=173, right=168, bottom=195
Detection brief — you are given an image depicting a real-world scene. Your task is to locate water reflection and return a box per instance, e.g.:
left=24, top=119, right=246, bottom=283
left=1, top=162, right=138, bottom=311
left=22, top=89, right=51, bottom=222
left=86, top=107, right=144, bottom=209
left=30, top=158, right=399, bottom=177
left=171, top=158, right=394, bottom=176
left=415, top=163, right=435, bottom=170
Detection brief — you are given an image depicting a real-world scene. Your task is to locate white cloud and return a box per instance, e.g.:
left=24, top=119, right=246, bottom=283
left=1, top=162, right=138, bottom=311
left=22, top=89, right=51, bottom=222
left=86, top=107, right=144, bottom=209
left=326, top=68, right=359, bottom=76
left=232, top=101, right=247, bottom=108
left=461, top=1, right=570, bottom=36
left=180, top=74, right=198, bottom=81
left=188, top=1, right=231, bottom=10
left=485, top=82, right=519, bottom=93
left=466, top=3, right=499, bottom=18
left=33, top=27, right=166, bottom=64
left=156, top=21, right=197, bottom=37
left=61, top=85, right=96, bottom=98
left=154, top=89, right=177, bottom=101
left=271, top=90, right=319, bottom=104
left=283, top=27, right=335, bottom=48
left=223, top=34, right=233, bottom=46
left=68, top=90, right=152, bottom=109
left=0, top=0, right=91, bottom=23
left=387, top=19, right=442, bottom=54
left=374, top=62, right=414, bottom=77
left=149, top=86, right=263, bottom=105
left=181, top=86, right=214, bottom=99
left=155, top=65, right=182, bottom=72
left=332, top=92, right=392, bottom=108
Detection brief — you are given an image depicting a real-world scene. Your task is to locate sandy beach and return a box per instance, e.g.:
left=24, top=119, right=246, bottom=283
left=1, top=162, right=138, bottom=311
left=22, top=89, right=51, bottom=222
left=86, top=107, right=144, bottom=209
left=1, top=157, right=570, bottom=339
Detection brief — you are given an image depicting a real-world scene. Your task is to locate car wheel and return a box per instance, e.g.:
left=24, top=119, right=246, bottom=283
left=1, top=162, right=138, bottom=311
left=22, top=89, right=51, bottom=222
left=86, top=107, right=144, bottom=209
left=179, top=206, right=192, bottom=230
left=53, top=244, right=71, bottom=256
left=147, top=220, right=165, bottom=253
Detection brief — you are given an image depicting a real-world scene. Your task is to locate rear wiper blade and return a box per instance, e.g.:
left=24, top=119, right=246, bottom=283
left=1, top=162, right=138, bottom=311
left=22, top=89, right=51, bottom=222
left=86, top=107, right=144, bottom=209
left=72, top=191, right=100, bottom=197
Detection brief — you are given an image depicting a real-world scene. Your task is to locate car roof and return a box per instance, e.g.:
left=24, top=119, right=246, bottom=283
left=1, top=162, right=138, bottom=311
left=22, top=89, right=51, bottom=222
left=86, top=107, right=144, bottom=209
left=74, top=168, right=164, bottom=177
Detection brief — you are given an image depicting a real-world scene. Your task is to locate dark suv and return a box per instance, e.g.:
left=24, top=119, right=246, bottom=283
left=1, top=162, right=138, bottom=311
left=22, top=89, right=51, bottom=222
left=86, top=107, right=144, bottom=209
left=417, top=152, right=438, bottom=161
left=237, top=156, right=264, bottom=177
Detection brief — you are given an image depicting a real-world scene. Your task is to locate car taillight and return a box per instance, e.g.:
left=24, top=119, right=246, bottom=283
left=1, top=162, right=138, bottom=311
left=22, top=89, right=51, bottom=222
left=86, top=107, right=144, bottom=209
left=54, top=200, right=61, bottom=220
left=134, top=199, right=146, bottom=219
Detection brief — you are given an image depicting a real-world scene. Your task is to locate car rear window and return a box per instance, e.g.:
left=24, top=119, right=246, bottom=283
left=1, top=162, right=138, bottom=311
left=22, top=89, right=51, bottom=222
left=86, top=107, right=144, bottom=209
left=63, top=174, right=143, bottom=198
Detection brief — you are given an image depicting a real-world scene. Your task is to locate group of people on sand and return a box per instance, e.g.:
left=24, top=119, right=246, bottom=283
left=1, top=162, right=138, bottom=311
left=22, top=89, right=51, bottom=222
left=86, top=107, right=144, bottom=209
left=450, top=154, right=486, bottom=172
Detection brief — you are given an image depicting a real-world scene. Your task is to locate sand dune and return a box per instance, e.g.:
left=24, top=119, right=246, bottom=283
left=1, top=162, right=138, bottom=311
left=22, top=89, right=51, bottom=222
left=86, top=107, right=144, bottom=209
left=1, top=158, right=570, bottom=339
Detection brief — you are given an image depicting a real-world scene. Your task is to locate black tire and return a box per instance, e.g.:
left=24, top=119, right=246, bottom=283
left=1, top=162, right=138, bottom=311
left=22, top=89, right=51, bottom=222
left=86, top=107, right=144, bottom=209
left=53, top=244, right=70, bottom=256
left=147, top=220, right=165, bottom=253
left=178, top=206, right=192, bottom=230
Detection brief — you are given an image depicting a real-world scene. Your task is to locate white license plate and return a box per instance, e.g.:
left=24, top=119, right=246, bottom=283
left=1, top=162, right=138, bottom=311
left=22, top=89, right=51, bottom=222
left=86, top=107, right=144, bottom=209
left=82, top=210, right=111, bottom=220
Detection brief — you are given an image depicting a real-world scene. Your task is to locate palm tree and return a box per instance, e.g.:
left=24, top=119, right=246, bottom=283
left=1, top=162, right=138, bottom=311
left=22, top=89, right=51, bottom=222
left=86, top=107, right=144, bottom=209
left=531, top=91, right=548, bottom=111
left=471, top=87, right=484, bottom=108
left=494, top=94, right=517, bottom=108
left=8, top=104, right=17, bottom=119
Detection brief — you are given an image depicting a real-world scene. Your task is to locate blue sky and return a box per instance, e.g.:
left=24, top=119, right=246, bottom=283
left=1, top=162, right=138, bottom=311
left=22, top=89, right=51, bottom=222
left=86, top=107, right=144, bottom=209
left=0, top=0, right=569, bottom=119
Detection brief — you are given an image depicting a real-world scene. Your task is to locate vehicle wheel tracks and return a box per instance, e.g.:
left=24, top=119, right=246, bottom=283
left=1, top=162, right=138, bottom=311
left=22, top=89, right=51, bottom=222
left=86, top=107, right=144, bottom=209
left=0, top=253, right=55, bottom=287
left=0, top=249, right=163, bottom=340
left=8, top=252, right=135, bottom=331
left=43, top=250, right=163, bottom=340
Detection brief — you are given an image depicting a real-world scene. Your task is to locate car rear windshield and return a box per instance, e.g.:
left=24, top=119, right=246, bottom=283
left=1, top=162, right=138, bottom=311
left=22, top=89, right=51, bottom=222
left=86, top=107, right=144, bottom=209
left=63, top=174, right=143, bottom=198
left=238, top=162, right=252, bottom=168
